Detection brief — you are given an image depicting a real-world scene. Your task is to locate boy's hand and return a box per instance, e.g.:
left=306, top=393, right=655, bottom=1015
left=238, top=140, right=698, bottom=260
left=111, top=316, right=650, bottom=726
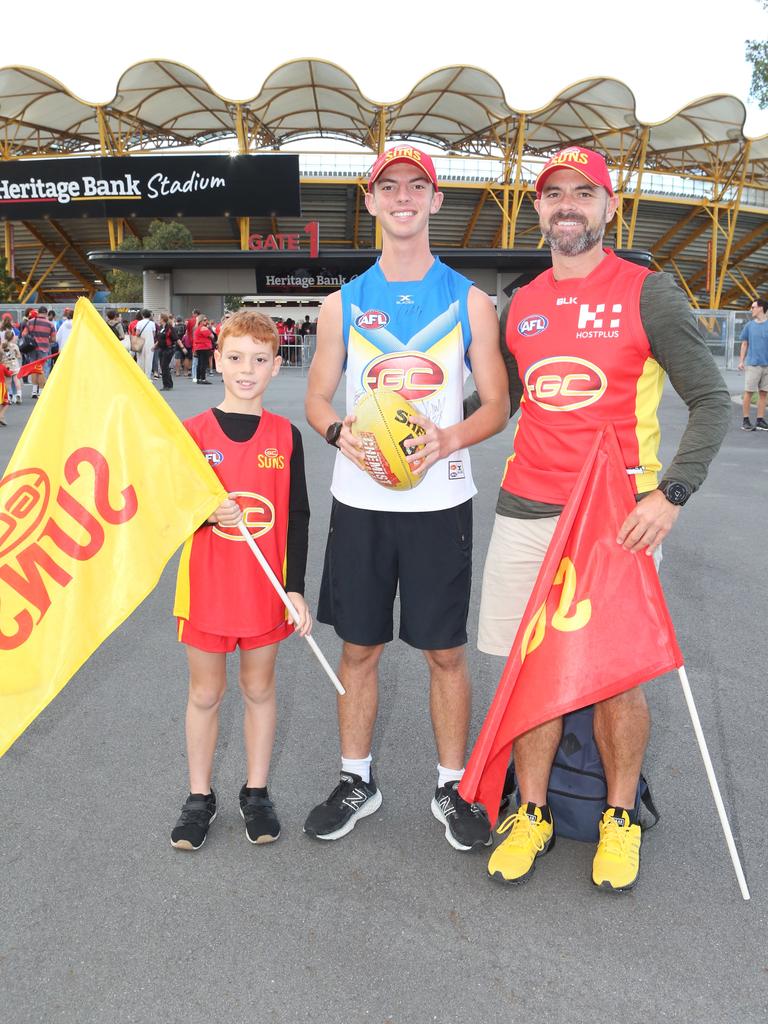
left=209, top=496, right=242, bottom=527
left=287, top=593, right=312, bottom=636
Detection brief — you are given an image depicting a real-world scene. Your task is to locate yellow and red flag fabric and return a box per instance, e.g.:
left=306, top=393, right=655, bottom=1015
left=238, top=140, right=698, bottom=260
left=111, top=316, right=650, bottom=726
left=0, top=298, right=226, bottom=757
left=459, top=423, right=683, bottom=824
left=17, top=352, right=59, bottom=378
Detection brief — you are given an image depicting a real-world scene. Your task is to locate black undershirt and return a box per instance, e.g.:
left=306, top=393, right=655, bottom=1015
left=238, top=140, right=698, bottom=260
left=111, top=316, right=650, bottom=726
left=211, top=408, right=310, bottom=594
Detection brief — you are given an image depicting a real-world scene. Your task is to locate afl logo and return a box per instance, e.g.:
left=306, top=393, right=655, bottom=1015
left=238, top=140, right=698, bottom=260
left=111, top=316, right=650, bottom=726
left=518, top=315, right=549, bottom=337
left=355, top=309, right=390, bottom=330
left=203, top=449, right=224, bottom=466
left=213, top=492, right=275, bottom=541
left=362, top=351, right=446, bottom=401
left=0, top=467, right=50, bottom=559
left=524, top=356, right=607, bottom=411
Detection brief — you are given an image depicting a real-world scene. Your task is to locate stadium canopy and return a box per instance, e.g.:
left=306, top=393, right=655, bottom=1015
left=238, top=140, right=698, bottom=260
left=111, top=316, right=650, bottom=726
left=1, top=59, right=767, bottom=308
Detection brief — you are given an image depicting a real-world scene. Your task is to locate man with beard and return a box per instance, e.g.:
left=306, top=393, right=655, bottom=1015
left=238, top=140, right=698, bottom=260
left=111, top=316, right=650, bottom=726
left=475, top=146, right=730, bottom=892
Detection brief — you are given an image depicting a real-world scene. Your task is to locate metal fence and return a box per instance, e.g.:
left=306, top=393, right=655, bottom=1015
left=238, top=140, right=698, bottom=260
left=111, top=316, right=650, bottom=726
left=694, top=310, right=750, bottom=370
left=278, top=335, right=315, bottom=375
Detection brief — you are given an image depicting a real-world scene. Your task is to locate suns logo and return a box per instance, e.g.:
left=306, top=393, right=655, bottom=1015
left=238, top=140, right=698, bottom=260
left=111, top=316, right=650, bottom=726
left=362, top=352, right=445, bottom=401
left=213, top=492, right=275, bottom=541
left=257, top=447, right=285, bottom=470
left=203, top=449, right=224, bottom=466
left=355, top=310, right=390, bottom=330
left=518, top=315, right=549, bottom=337
left=524, top=356, right=607, bottom=411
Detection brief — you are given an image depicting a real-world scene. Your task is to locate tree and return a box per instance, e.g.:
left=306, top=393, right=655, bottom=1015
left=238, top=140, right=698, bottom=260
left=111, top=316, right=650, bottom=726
left=746, top=6, right=768, bottom=106
left=105, top=221, right=194, bottom=302
left=143, top=219, right=194, bottom=251
left=224, top=294, right=244, bottom=312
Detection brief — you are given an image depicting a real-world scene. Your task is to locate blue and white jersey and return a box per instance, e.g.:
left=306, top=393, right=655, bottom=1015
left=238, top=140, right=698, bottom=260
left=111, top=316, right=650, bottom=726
left=332, top=256, right=477, bottom=511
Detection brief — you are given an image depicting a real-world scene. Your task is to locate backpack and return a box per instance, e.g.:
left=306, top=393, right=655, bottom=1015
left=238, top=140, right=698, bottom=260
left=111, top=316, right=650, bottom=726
left=502, top=704, right=660, bottom=843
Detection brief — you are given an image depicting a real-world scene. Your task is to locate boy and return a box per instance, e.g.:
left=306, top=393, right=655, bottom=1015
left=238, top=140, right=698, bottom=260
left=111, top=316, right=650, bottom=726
left=171, top=310, right=311, bottom=851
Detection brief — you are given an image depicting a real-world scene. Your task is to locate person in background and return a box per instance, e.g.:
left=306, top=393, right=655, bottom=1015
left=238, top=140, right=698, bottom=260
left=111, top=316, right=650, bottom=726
left=56, top=308, right=74, bottom=353
left=738, top=298, right=768, bottom=431
left=193, top=314, right=215, bottom=384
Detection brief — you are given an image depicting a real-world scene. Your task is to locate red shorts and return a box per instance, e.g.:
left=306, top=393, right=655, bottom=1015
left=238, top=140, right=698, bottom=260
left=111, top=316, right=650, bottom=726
left=177, top=618, right=293, bottom=653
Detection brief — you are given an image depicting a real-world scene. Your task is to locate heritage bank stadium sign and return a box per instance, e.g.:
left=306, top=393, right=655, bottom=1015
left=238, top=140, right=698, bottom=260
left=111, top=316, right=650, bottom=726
left=0, top=154, right=300, bottom=219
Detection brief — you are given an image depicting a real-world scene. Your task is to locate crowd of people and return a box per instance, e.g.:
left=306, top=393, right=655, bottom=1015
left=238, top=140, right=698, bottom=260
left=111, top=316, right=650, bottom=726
left=0, top=306, right=318, bottom=417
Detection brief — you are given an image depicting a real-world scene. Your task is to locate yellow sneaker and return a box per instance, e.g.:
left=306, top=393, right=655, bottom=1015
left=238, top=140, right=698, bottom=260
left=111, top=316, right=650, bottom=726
left=592, top=808, right=641, bottom=892
left=487, top=802, right=555, bottom=885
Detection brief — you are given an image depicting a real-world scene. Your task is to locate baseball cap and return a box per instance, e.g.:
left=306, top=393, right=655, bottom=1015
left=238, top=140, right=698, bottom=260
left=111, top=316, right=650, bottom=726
left=535, top=146, right=614, bottom=197
left=368, top=145, right=439, bottom=191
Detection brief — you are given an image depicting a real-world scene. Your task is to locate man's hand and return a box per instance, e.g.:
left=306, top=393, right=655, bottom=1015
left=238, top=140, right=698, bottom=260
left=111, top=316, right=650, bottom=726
left=209, top=495, right=242, bottom=527
left=404, top=412, right=457, bottom=475
left=287, top=593, right=312, bottom=636
left=738, top=361, right=745, bottom=371
left=337, top=412, right=366, bottom=468
left=616, top=490, right=680, bottom=555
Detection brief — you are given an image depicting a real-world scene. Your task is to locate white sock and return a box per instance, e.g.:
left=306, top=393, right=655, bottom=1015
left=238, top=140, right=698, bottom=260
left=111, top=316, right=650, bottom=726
left=341, top=755, right=372, bottom=783
left=437, top=764, right=464, bottom=788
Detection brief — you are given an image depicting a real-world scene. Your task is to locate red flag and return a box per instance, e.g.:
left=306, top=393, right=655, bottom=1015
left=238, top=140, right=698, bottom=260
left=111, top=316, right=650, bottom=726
left=460, top=423, right=683, bottom=824
left=17, top=352, right=59, bottom=378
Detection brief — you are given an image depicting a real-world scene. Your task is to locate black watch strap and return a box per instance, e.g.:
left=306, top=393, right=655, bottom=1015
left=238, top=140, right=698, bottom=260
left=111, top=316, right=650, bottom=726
left=325, top=421, right=343, bottom=448
left=658, top=480, right=691, bottom=506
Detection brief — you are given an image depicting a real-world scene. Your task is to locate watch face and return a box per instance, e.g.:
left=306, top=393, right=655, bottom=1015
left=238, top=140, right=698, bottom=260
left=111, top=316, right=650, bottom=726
left=664, top=482, right=690, bottom=505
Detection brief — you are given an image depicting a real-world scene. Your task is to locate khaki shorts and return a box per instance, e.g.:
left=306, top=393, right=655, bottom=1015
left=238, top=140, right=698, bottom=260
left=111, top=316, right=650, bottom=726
left=478, top=514, right=560, bottom=656
left=478, top=513, right=662, bottom=657
left=744, top=365, right=768, bottom=392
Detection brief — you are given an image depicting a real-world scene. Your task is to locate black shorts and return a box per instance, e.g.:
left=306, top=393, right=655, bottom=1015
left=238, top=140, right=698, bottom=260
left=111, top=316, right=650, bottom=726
left=317, top=497, right=472, bottom=650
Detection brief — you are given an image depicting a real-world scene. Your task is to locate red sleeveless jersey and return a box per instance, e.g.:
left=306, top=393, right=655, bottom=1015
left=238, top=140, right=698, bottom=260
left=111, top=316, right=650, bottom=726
left=173, top=409, right=293, bottom=637
left=502, top=250, right=664, bottom=504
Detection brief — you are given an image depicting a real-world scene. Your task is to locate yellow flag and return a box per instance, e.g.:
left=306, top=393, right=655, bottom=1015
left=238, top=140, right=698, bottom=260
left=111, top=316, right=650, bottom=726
left=0, top=298, right=227, bottom=756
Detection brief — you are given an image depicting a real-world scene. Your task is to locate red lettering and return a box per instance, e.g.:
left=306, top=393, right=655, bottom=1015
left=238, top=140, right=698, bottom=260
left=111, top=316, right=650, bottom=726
left=41, top=488, right=105, bottom=561
left=304, top=220, right=320, bottom=258
left=0, top=606, right=33, bottom=650
left=64, top=448, right=138, bottom=525
left=0, top=542, right=72, bottom=621
left=263, top=235, right=279, bottom=251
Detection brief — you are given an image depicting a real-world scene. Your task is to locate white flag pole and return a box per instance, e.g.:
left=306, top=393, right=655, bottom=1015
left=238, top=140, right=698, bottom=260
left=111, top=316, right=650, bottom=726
left=678, top=666, right=749, bottom=900
left=237, top=521, right=345, bottom=696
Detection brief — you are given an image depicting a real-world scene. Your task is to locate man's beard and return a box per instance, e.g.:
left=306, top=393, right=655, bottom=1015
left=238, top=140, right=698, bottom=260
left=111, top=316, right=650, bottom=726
left=543, top=216, right=604, bottom=257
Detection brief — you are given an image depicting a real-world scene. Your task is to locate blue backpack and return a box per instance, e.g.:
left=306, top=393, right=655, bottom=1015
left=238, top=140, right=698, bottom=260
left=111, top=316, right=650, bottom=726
left=502, top=704, right=660, bottom=843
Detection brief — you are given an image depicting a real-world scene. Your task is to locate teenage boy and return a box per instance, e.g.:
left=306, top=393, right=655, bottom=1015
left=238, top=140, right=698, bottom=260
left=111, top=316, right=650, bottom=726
left=304, top=144, right=509, bottom=850
left=170, top=310, right=311, bottom=851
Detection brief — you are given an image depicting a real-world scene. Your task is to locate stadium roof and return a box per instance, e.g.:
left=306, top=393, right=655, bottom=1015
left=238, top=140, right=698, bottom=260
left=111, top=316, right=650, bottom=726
left=1, top=59, right=767, bottom=309
left=1, top=59, right=766, bottom=176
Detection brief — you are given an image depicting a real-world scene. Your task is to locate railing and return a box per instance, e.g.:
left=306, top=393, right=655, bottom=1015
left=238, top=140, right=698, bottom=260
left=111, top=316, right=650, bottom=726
left=278, top=335, right=315, bottom=375
left=694, top=310, right=750, bottom=370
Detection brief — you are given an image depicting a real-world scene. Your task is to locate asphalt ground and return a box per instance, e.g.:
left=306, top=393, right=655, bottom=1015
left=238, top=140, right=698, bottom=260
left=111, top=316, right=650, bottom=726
left=2, top=365, right=766, bottom=1024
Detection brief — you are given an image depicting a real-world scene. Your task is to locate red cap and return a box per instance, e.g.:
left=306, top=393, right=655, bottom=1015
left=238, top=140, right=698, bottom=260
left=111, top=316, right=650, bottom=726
left=536, top=146, right=614, bottom=197
left=368, top=145, right=438, bottom=191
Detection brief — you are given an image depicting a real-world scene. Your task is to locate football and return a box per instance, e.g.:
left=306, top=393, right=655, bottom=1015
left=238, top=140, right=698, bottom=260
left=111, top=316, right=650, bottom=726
left=351, top=390, right=427, bottom=490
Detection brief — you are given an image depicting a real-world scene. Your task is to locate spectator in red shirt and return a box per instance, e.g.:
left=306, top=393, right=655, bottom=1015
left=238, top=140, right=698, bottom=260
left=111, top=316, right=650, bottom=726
left=193, top=314, right=215, bottom=384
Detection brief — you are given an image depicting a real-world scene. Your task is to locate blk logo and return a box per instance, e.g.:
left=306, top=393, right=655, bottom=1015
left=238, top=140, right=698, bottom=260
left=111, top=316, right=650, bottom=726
left=577, top=303, right=622, bottom=330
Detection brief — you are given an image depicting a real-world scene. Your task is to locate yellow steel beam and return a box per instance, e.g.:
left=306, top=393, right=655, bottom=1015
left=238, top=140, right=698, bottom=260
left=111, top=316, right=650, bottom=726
left=462, top=189, right=489, bottom=247
left=20, top=247, right=69, bottom=303
left=375, top=106, right=386, bottom=251
left=627, top=127, right=650, bottom=247
left=709, top=208, right=718, bottom=307
left=21, top=221, right=99, bottom=299
left=507, top=114, right=527, bottom=247
left=18, top=246, right=44, bottom=303
left=713, top=141, right=751, bottom=309
left=3, top=222, right=13, bottom=277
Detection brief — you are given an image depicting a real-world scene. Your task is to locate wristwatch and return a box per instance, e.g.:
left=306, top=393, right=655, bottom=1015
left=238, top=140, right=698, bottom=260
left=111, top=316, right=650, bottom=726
left=325, top=421, right=343, bottom=448
left=658, top=480, right=692, bottom=506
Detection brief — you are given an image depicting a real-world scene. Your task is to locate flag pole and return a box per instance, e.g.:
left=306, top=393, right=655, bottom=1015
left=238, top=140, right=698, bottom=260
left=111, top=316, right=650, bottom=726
left=236, top=521, right=345, bottom=696
left=677, top=666, right=749, bottom=900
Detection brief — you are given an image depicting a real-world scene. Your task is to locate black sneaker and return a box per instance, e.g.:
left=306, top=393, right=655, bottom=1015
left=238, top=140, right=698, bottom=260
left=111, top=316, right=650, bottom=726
left=742, top=417, right=756, bottom=431
left=303, top=770, right=382, bottom=840
left=239, top=785, right=281, bottom=844
left=431, top=781, right=492, bottom=851
left=756, top=418, right=768, bottom=431
left=170, top=790, right=217, bottom=850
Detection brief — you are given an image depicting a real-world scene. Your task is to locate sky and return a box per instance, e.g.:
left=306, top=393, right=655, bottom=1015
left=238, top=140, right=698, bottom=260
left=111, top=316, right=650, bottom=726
left=6, top=0, right=768, bottom=137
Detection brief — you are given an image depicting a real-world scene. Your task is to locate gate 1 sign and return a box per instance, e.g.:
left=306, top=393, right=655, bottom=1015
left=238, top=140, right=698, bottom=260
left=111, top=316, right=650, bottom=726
left=248, top=221, right=319, bottom=258
left=0, top=154, right=300, bottom=220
